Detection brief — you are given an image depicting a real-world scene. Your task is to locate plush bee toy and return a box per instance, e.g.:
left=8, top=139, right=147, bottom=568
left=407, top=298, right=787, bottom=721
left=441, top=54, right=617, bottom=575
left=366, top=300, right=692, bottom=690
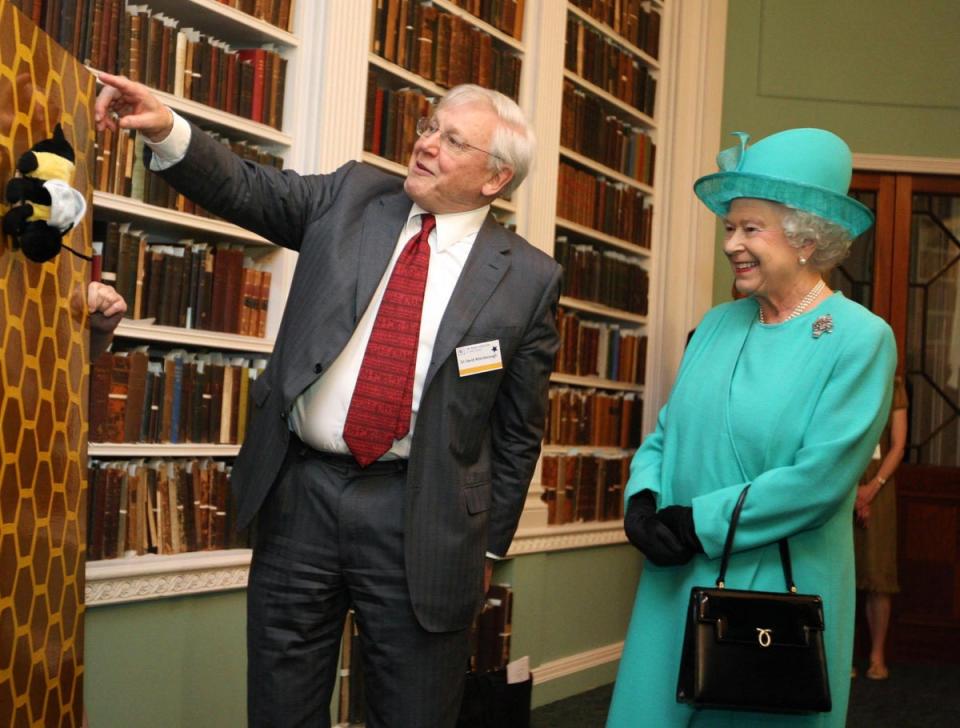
left=3, top=123, right=88, bottom=263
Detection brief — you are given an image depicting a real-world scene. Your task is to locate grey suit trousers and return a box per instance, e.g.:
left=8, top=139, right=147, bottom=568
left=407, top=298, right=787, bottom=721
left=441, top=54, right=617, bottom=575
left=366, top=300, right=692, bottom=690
left=247, top=440, right=470, bottom=728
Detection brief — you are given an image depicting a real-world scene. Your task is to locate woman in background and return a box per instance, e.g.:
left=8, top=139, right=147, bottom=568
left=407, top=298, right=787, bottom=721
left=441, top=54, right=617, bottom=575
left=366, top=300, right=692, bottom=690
left=854, top=375, right=908, bottom=680
left=607, top=128, right=896, bottom=727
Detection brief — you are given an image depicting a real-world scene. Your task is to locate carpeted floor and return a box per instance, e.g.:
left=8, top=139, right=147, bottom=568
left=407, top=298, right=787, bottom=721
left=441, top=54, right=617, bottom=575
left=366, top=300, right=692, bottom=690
left=530, top=661, right=960, bottom=727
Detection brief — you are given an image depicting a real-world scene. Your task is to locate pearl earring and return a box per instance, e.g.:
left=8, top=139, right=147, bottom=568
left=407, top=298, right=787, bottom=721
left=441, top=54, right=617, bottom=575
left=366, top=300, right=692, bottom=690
left=799, top=256, right=807, bottom=265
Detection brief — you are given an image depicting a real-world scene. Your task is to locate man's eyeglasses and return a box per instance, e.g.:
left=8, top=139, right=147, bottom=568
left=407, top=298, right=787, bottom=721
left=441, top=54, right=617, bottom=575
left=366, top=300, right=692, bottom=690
left=415, top=117, right=503, bottom=162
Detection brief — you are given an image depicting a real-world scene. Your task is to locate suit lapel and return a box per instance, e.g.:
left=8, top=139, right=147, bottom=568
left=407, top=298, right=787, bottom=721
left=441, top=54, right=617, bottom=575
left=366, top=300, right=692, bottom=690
left=423, top=214, right=511, bottom=394
left=355, top=190, right=411, bottom=323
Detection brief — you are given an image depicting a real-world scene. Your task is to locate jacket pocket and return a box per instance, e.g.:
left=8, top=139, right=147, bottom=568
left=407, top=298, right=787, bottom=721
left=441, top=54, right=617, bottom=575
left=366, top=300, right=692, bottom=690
left=463, top=481, right=491, bottom=515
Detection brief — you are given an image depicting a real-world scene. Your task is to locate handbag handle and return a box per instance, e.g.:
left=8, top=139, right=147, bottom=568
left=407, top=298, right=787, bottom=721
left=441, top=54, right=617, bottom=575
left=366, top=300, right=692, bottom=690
left=715, top=484, right=797, bottom=593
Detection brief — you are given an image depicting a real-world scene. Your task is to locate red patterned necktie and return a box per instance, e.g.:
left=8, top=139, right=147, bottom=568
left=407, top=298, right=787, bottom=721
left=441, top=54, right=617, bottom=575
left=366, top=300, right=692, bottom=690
left=343, top=213, right=436, bottom=467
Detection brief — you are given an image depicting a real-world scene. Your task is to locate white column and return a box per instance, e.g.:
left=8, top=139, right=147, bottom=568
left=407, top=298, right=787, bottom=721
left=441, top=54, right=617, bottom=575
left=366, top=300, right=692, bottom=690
left=644, top=0, right=728, bottom=433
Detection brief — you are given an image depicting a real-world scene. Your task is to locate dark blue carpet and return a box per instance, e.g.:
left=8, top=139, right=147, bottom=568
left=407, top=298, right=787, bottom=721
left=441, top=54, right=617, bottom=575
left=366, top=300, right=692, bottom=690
left=530, top=661, right=960, bottom=727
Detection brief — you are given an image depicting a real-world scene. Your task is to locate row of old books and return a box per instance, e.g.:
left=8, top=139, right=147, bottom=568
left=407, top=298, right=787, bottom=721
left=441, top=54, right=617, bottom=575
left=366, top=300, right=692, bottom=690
left=86, top=457, right=239, bottom=561
left=555, top=237, right=649, bottom=315
left=540, top=453, right=629, bottom=525
left=93, top=126, right=284, bottom=214
left=95, top=221, right=272, bottom=337
left=569, top=0, right=661, bottom=59
left=561, top=81, right=656, bottom=185
left=545, top=387, right=643, bottom=449
left=363, top=79, right=433, bottom=165
left=124, top=4, right=287, bottom=129
left=371, top=0, right=522, bottom=100
left=448, top=0, right=525, bottom=39
left=89, top=348, right=268, bottom=445
left=556, top=309, right=647, bottom=384
left=557, top=162, right=653, bottom=247
left=215, top=0, right=294, bottom=31
left=41, top=0, right=287, bottom=129
left=565, top=17, right=657, bottom=117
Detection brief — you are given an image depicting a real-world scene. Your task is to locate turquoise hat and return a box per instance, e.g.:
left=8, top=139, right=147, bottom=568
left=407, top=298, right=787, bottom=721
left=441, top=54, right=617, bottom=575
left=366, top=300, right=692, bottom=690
left=693, top=128, right=874, bottom=238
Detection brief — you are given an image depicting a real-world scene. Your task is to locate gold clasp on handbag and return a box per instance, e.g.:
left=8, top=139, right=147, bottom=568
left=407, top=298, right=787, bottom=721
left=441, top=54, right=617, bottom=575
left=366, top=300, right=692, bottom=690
left=756, top=628, right=773, bottom=647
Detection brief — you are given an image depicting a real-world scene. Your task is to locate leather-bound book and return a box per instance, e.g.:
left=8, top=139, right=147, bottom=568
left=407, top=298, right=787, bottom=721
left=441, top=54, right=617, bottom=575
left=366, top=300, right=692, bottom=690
left=222, top=247, right=245, bottom=334
left=180, top=462, right=198, bottom=552
left=236, top=49, right=266, bottom=123
left=209, top=247, right=228, bottom=332
left=89, top=352, right=114, bottom=442
left=274, top=57, right=287, bottom=129
left=124, top=350, right=149, bottom=443
left=101, top=465, right=123, bottom=559
left=396, top=0, right=410, bottom=69
left=140, top=464, right=156, bottom=552
left=87, top=463, right=107, bottom=561
left=383, top=0, right=401, bottom=62
left=104, top=353, right=130, bottom=444
left=256, top=269, right=271, bottom=338
left=238, top=265, right=255, bottom=336
left=207, top=363, right=225, bottom=444
left=434, top=11, right=451, bottom=86
left=236, top=365, right=250, bottom=444
left=416, top=5, right=437, bottom=79
left=540, top=454, right=558, bottom=524
left=218, top=365, right=234, bottom=444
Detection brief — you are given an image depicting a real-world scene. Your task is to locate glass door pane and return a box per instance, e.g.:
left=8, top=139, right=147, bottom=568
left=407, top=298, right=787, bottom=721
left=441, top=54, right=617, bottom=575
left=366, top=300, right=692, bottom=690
left=906, top=191, right=960, bottom=466
left=831, top=190, right=877, bottom=310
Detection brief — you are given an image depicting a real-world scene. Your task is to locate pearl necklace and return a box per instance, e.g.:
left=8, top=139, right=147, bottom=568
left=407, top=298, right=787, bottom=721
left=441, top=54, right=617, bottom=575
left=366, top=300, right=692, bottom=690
left=759, top=279, right=826, bottom=324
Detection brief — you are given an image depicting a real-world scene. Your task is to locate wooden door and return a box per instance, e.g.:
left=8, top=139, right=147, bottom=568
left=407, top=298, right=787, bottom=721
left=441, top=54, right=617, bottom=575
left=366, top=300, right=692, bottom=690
left=841, top=171, right=960, bottom=661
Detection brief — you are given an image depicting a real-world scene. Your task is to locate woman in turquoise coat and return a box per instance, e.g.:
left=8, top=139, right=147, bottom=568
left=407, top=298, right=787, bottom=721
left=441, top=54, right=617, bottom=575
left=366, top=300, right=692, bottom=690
left=607, top=129, right=896, bottom=727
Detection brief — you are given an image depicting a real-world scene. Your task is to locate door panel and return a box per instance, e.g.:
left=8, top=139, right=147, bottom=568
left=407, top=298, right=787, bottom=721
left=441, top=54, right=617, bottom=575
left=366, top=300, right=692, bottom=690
left=848, top=172, right=960, bottom=661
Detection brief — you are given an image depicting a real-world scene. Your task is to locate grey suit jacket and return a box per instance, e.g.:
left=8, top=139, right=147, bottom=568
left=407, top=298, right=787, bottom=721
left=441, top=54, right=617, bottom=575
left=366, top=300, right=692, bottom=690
left=156, top=124, right=561, bottom=631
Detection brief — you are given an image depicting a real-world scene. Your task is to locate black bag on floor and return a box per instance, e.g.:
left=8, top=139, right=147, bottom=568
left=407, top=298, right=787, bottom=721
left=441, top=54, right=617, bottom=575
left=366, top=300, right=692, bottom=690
left=457, top=668, right=532, bottom=728
left=676, top=485, right=832, bottom=714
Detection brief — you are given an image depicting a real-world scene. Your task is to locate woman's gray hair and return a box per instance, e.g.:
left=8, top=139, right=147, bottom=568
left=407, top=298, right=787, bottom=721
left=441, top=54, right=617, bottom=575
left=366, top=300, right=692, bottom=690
left=437, top=84, right=535, bottom=195
left=780, top=205, right=854, bottom=271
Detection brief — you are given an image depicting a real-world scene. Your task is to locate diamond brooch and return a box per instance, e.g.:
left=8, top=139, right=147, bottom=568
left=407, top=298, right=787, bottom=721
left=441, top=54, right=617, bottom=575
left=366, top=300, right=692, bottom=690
left=812, top=314, right=833, bottom=338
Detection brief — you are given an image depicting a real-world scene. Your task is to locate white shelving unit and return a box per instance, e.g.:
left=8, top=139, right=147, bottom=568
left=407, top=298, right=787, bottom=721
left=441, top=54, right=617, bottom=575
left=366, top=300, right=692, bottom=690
left=85, top=0, right=301, bottom=604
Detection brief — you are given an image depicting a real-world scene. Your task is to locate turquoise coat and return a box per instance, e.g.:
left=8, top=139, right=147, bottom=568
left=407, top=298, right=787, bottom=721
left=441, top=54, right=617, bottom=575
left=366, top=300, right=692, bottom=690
left=607, top=294, right=895, bottom=727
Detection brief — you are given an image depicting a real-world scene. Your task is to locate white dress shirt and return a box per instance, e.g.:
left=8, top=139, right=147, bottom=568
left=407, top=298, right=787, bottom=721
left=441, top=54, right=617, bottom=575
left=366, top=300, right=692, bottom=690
left=144, top=111, right=490, bottom=459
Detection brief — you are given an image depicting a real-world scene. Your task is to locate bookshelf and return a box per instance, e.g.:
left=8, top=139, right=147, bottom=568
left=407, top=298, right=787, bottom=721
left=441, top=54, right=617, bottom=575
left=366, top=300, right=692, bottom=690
left=71, top=0, right=727, bottom=599
left=529, top=1, right=662, bottom=530
left=49, top=0, right=303, bottom=604
left=363, top=0, right=526, bottom=220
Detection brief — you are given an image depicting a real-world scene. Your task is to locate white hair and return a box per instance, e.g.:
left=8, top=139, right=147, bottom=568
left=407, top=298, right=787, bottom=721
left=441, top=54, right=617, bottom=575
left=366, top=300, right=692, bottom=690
left=437, top=84, right=536, bottom=194
left=780, top=206, right=854, bottom=271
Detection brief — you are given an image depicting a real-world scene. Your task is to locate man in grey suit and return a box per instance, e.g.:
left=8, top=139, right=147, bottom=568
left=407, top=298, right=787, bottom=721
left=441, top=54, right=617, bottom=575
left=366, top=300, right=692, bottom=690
left=96, top=73, right=561, bottom=727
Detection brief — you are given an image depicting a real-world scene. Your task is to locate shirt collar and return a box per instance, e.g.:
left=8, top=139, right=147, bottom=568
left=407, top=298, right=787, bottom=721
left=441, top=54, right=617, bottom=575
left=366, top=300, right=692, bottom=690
left=408, top=203, right=491, bottom=252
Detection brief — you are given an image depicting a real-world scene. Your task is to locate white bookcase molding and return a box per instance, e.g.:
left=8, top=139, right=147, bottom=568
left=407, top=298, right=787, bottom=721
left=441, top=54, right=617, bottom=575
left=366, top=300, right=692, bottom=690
left=85, top=550, right=252, bottom=606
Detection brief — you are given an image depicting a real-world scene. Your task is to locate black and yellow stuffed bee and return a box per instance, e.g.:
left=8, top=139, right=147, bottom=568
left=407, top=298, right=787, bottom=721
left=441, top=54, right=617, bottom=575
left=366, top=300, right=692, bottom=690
left=3, top=123, right=88, bottom=263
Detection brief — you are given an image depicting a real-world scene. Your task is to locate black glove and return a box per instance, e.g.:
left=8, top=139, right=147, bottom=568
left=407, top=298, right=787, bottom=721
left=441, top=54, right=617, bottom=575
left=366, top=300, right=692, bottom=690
left=656, top=505, right=704, bottom=555
left=624, top=491, right=695, bottom=566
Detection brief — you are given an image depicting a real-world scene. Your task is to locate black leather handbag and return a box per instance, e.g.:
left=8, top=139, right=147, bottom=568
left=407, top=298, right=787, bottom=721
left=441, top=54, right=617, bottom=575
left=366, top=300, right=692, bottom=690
left=676, top=485, right=832, bottom=713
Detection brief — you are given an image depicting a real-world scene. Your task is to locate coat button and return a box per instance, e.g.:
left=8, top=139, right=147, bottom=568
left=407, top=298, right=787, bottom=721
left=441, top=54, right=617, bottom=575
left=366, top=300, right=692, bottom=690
left=314, top=362, right=323, bottom=374
left=280, top=411, right=287, bottom=420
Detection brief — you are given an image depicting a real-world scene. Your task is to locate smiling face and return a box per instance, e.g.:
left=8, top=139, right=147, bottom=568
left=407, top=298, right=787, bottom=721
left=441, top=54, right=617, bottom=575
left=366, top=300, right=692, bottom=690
left=403, top=100, right=513, bottom=214
left=722, top=198, right=815, bottom=303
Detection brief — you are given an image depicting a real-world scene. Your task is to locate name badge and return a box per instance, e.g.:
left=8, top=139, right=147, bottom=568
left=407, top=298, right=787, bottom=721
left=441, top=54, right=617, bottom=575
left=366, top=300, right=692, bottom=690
left=456, top=340, right=502, bottom=377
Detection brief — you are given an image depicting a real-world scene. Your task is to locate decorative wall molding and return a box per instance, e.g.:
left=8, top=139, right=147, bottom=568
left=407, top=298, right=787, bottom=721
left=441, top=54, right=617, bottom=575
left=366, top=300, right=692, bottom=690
left=85, top=551, right=252, bottom=606
left=853, top=153, right=960, bottom=175
left=509, top=522, right=627, bottom=555
left=531, top=641, right=624, bottom=684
